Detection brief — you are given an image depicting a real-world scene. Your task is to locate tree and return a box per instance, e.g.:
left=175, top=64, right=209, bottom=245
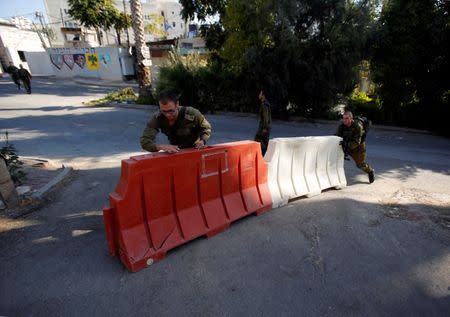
left=144, top=13, right=167, bottom=39
left=111, top=11, right=132, bottom=46
left=67, top=0, right=117, bottom=45
left=220, top=0, right=378, bottom=116
left=370, top=0, right=450, bottom=133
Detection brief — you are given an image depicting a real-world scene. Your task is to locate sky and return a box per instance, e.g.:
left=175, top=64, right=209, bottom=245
left=0, top=0, right=47, bottom=22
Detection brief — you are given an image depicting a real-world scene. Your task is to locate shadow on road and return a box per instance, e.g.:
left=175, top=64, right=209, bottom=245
left=0, top=165, right=449, bottom=315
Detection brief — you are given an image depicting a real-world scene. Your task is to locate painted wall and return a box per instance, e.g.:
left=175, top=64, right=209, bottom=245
left=0, top=25, right=47, bottom=71
left=47, top=47, right=134, bottom=80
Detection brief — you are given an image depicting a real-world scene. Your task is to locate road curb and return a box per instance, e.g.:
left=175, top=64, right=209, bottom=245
left=31, top=165, right=74, bottom=200
left=73, top=78, right=138, bottom=88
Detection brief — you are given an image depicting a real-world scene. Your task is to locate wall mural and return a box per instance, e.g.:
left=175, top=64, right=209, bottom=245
left=50, top=54, right=63, bottom=69
left=48, top=48, right=116, bottom=72
left=63, top=54, right=74, bottom=69
left=73, top=54, right=86, bottom=69
left=85, top=53, right=100, bottom=71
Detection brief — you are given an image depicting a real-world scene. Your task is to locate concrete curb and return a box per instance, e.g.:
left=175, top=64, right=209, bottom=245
left=31, top=165, right=74, bottom=200
left=73, top=78, right=138, bottom=88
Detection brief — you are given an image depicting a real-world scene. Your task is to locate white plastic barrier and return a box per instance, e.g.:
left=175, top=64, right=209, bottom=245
left=264, top=136, right=346, bottom=208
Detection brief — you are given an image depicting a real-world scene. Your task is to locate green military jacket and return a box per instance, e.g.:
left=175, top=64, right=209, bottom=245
left=336, top=120, right=364, bottom=151
left=140, top=106, right=212, bottom=152
left=258, top=100, right=272, bottom=132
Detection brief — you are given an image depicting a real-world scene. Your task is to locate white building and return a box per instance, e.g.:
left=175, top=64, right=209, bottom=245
left=0, top=19, right=50, bottom=74
left=43, top=0, right=191, bottom=47
left=9, top=16, right=34, bottom=30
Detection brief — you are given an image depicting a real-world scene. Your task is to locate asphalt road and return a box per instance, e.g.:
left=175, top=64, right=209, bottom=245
left=1, top=77, right=449, bottom=316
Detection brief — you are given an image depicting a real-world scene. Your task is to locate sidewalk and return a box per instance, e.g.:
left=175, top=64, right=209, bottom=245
left=73, top=77, right=138, bottom=88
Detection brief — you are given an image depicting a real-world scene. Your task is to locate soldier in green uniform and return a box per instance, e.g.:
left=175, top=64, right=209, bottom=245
left=140, top=89, right=212, bottom=153
left=336, top=111, right=375, bottom=183
left=254, top=89, right=272, bottom=156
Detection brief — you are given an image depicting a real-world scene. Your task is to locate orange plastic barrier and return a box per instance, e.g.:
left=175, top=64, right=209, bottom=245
left=103, top=141, right=272, bottom=272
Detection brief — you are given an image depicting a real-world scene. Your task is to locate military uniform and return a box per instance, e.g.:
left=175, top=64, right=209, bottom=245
left=6, top=65, right=20, bottom=90
left=254, top=100, right=272, bottom=155
left=18, top=68, right=32, bottom=94
left=140, top=106, right=212, bottom=152
left=336, top=120, right=374, bottom=175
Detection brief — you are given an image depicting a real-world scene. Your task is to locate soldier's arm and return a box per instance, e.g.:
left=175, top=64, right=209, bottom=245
left=140, top=115, right=160, bottom=152
left=335, top=125, right=343, bottom=137
left=347, top=124, right=363, bottom=150
left=195, top=110, right=212, bottom=143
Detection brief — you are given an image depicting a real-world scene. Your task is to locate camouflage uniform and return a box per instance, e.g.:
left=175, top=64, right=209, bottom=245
left=254, top=100, right=272, bottom=155
left=140, top=106, right=212, bottom=152
left=336, top=120, right=373, bottom=174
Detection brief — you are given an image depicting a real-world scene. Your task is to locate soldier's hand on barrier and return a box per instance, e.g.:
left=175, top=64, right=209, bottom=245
left=195, top=140, right=206, bottom=149
left=157, top=144, right=180, bottom=153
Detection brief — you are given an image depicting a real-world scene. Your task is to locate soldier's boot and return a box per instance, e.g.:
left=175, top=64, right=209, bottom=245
left=368, top=170, right=375, bottom=184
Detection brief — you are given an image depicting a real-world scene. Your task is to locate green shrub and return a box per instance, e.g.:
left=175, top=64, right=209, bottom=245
left=85, top=87, right=138, bottom=105
left=347, top=90, right=382, bottom=122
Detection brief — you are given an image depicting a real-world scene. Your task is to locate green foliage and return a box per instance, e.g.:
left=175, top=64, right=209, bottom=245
left=85, top=87, right=138, bottom=105
left=370, top=0, right=450, bottom=134
left=144, top=14, right=167, bottom=38
left=0, top=131, right=25, bottom=185
left=156, top=52, right=258, bottom=114
left=347, top=90, right=382, bottom=122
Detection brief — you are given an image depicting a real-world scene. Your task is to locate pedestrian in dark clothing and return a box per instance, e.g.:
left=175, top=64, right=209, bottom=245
left=18, top=64, right=32, bottom=94
left=254, top=89, right=272, bottom=156
left=5, top=62, right=21, bottom=90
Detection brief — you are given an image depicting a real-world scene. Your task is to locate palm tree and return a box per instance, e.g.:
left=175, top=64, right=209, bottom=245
left=130, top=0, right=152, bottom=97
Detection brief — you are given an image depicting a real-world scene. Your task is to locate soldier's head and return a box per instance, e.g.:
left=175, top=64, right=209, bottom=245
left=342, top=111, right=353, bottom=127
left=19, top=64, right=23, bottom=69
left=158, top=89, right=180, bottom=121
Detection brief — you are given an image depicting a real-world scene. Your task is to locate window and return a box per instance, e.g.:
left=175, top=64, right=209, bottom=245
left=172, top=11, right=174, bottom=15
left=172, top=22, right=175, bottom=27
left=161, top=11, right=164, bottom=17
left=64, top=9, right=68, bottom=14
left=18, top=51, right=26, bottom=62
left=181, top=23, right=183, bottom=29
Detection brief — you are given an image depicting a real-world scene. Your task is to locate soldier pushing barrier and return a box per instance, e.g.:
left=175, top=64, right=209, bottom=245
left=336, top=111, right=375, bottom=183
left=140, top=89, right=212, bottom=153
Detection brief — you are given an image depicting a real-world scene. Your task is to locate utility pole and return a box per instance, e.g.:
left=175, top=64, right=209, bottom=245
left=35, top=11, right=52, bottom=48
left=129, top=0, right=152, bottom=98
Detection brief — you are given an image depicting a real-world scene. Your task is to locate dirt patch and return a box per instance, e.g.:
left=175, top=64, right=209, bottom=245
left=381, top=188, right=450, bottom=229
left=18, top=158, right=64, bottom=192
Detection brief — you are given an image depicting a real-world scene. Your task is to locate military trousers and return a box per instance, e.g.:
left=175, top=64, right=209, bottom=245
left=254, top=129, right=270, bottom=156
left=348, top=143, right=373, bottom=174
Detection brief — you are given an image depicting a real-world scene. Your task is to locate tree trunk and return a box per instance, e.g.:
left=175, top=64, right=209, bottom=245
left=116, top=28, right=122, bottom=46
left=96, top=27, right=103, bottom=46
left=130, top=0, right=152, bottom=97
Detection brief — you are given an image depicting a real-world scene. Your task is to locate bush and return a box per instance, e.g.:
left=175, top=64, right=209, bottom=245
left=0, top=131, right=25, bottom=185
left=156, top=52, right=259, bottom=114
left=347, top=90, right=383, bottom=123
left=85, top=87, right=138, bottom=106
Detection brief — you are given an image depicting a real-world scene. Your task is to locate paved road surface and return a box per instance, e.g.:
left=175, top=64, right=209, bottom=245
left=1, top=77, right=449, bottom=316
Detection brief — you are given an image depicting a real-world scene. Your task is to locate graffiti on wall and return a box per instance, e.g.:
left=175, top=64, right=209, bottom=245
left=47, top=48, right=115, bottom=72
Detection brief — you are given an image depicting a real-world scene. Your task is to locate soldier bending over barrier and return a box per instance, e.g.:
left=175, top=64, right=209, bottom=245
left=140, top=89, right=212, bottom=153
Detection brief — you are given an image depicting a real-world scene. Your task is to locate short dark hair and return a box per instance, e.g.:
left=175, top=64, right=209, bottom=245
left=158, top=89, right=180, bottom=104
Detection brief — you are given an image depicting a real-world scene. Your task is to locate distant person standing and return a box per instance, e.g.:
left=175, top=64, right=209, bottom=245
left=6, top=62, right=20, bottom=90
left=336, top=111, right=375, bottom=183
left=254, top=89, right=272, bottom=156
left=18, top=65, right=32, bottom=94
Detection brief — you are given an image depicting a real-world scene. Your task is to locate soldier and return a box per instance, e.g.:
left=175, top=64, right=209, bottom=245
left=336, top=111, right=375, bottom=183
left=5, top=62, right=20, bottom=90
left=140, top=89, right=212, bottom=153
left=18, top=65, right=32, bottom=94
left=254, top=89, right=272, bottom=156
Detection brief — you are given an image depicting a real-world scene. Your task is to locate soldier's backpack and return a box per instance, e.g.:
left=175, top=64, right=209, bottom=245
left=355, top=115, right=372, bottom=143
